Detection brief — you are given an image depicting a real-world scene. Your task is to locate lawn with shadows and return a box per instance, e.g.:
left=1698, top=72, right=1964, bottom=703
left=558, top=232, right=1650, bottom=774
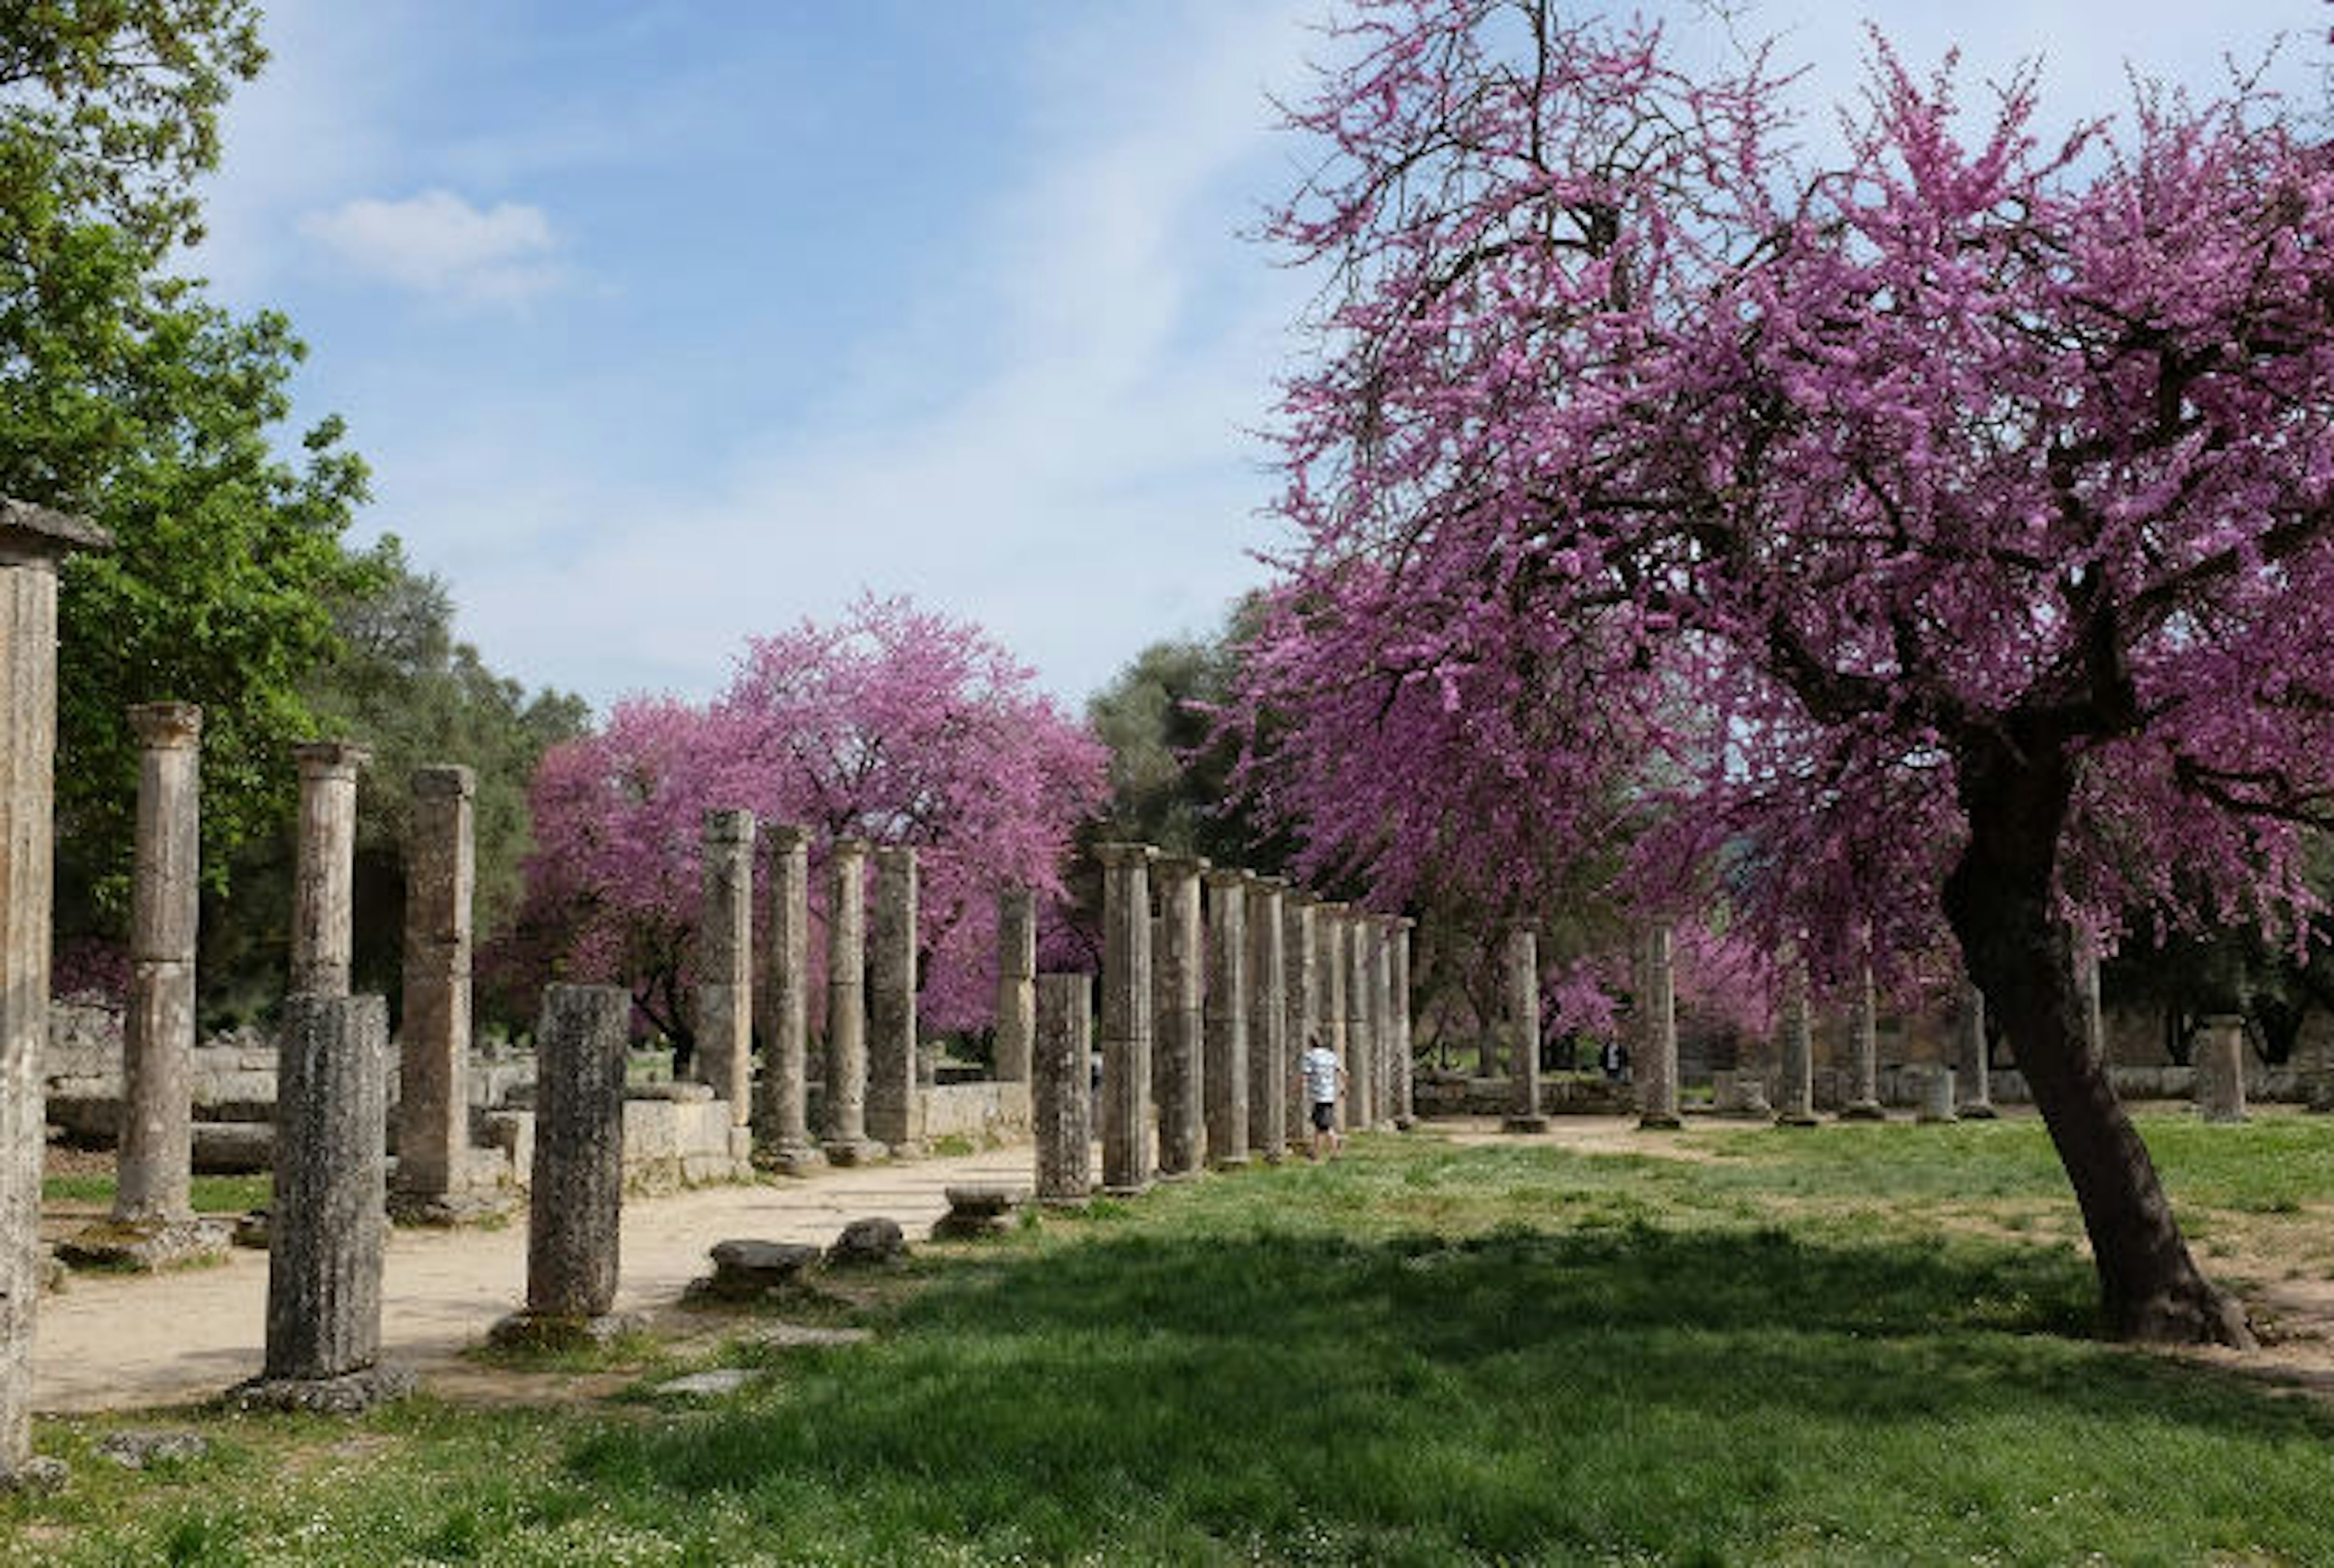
left=11, top=1124, right=2334, bottom=1565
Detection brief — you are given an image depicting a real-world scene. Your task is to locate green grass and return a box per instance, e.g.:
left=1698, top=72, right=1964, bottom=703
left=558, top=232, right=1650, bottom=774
left=39, top=1172, right=269, bottom=1214
left=12, top=1119, right=2334, bottom=1564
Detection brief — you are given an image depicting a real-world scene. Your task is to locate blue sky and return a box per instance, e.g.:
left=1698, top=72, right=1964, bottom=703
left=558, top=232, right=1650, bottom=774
left=189, top=1, right=2322, bottom=716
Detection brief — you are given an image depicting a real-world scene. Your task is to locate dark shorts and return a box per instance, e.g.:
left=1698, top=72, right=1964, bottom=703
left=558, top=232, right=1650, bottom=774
left=1310, top=1100, right=1336, bottom=1132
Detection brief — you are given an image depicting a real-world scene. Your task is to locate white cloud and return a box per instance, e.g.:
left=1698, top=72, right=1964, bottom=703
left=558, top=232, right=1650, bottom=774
left=299, top=188, right=564, bottom=304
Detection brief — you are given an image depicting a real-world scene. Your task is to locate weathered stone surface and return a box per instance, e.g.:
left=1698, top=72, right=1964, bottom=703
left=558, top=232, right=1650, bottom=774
left=526, top=985, right=629, bottom=1318
left=867, top=846, right=922, bottom=1155
left=1712, top=1070, right=1773, bottom=1119
left=932, top=1184, right=1028, bottom=1240
left=1391, top=918, right=1417, bottom=1129
left=822, top=839, right=882, bottom=1164
left=656, top=1368, right=759, bottom=1398
left=1245, top=878, right=1288, bottom=1162
left=96, top=1429, right=208, bottom=1469
left=1097, top=844, right=1156, bottom=1194
left=2195, top=1016, right=2248, bottom=1124
left=1202, top=868, right=1251, bottom=1169
left=1033, top=973, right=1093, bottom=1204
left=263, top=994, right=390, bottom=1384
left=1839, top=962, right=1885, bottom=1121
left=1637, top=921, right=1682, bottom=1130
left=288, top=740, right=369, bottom=997
left=1151, top=856, right=1207, bottom=1177
left=750, top=1322, right=872, bottom=1350
left=485, top=1310, right=647, bottom=1352
left=689, top=1238, right=821, bottom=1301
left=1316, top=905, right=1349, bottom=1130
left=825, top=1216, right=906, bottom=1268
left=397, top=765, right=475, bottom=1208
left=57, top=1217, right=229, bottom=1273
left=117, top=701, right=202, bottom=1225
left=1341, top=910, right=1373, bottom=1130
left=1370, top=915, right=1399, bottom=1132
left=233, top=1363, right=416, bottom=1414
left=1775, top=961, right=1819, bottom=1127
left=1280, top=893, right=1317, bottom=1152
left=1958, top=983, right=1998, bottom=1119
left=193, top=1121, right=272, bottom=1174
left=696, top=809, right=755, bottom=1125
left=758, top=824, right=822, bottom=1171
left=1913, top=1064, right=1958, bottom=1124
left=994, top=887, right=1037, bottom=1084
left=1503, top=924, right=1544, bottom=1133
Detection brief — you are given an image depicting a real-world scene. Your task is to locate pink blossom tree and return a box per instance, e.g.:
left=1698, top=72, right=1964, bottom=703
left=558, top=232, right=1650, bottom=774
left=501, top=596, right=1107, bottom=1050
left=1244, top=1, right=2334, bottom=1344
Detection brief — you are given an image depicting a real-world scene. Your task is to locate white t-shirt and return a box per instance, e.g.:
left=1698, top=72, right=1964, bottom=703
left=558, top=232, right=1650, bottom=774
left=1301, top=1045, right=1341, bottom=1104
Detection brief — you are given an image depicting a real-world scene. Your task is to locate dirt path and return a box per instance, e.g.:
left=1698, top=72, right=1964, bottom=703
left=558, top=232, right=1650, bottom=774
left=34, top=1146, right=1034, bottom=1414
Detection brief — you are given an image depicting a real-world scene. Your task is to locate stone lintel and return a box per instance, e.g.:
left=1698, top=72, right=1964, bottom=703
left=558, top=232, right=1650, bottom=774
left=128, top=702, right=202, bottom=747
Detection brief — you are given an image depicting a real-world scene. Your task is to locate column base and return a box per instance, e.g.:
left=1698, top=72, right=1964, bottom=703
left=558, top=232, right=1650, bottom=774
left=486, top=1310, right=650, bottom=1352
left=822, top=1138, right=887, bottom=1167
left=757, top=1140, right=828, bottom=1177
left=1209, top=1153, right=1253, bottom=1172
left=57, top=1216, right=232, bottom=1273
left=230, top=1363, right=417, bottom=1414
left=1637, top=1113, right=1684, bottom=1132
left=1915, top=1110, right=1958, bottom=1126
left=1774, top=1110, right=1821, bottom=1128
left=1501, top=1115, right=1550, bottom=1135
left=1838, top=1101, right=1888, bottom=1122
left=1036, top=1190, right=1094, bottom=1210
left=1100, top=1181, right=1153, bottom=1199
left=1957, top=1102, right=2000, bottom=1120
left=0, top=1457, right=68, bottom=1494
left=387, top=1188, right=515, bottom=1227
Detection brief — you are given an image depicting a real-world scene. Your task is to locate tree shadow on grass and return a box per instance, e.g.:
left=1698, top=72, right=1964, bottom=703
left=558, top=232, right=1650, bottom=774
left=562, top=1220, right=2334, bottom=1564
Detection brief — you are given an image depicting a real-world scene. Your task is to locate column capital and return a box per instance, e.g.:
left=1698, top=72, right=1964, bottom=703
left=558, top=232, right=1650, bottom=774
left=764, top=821, right=811, bottom=851
left=0, top=496, right=110, bottom=568
left=701, top=808, right=756, bottom=844
left=873, top=842, right=917, bottom=868
left=292, top=739, right=371, bottom=776
left=1095, top=841, right=1157, bottom=868
left=411, top=763, right=475, bottom=800
left=831, top=834, right=870, bottom=857
left=128, top=701, right=202, bottom=748
left=1155, top=853, right=1210, bottom=879
left=1252, top=874, right=1289, bottom=893
left=1202, top=865, right=1254, bottom=890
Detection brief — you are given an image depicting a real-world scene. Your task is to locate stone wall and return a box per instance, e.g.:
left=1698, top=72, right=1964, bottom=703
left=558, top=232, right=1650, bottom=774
left=921, top=1081, right=1032, bottom=1145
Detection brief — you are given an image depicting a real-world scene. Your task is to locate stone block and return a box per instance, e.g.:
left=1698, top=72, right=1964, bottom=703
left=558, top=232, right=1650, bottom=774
left=825, top=1217, right=906, bottom=1268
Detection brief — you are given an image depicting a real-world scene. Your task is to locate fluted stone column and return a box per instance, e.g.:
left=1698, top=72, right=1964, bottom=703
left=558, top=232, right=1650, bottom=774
left=0, top=501, right=107, bottom=1486
left=2196, top=1016, right=2248, bottom=1124
left=695, top=810, right=755, bottom=1135
left=489, top=985, right=640, bottom=1350
left=1154, top=855, right=1207, bottom=1177
left=1502, top=924, right=1548, bottom=1133
left=1034, top=974, right=1093, bottom=1204
left=1202, top=868, right=1251, bottom=1168
left=1098, top=844, right=1157, bottom=1194
left=1246, top=876, right=1287, bottom=1162
left=244, top=994, right=410, bottom=1408
left=1638, top=920, right=1682, bottom=1130
left=393, top=765, right=485, bottom=1221
left=1840, top=960, right=1885, bottom=1119
left=868, top=845, right=923, bottom=1155
left=995, top=887, right=1038, bottom=1084
left=1392, top=918, right=1417, bottom=1128
left=1958, top=982, right=1997, bottom=1119
left=1317, top=904, right=1349, bottom=1130
left=1370, top=916, right=1398, bottom=1131
left=289, top=740, right=370, bottom=997
left=115, top=703, right=204, bottom=1225
left=822, top=838, right=883, bottom=1165
left=1281, top=892, right=1318, bottom=1151
left=759, top=825, right=822, bottom=1172
left=1344, top=911, right=1375, bottom=1129
left=1775, top=960, right=1819, bottom=1126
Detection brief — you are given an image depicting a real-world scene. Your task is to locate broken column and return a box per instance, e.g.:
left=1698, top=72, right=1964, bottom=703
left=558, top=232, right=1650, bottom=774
left=1154, top=854, right=1207, bottom=1177
left=1502, top=923, right=1548, bottom=1133
left=1775, top=959, right=1819, bottom=1127
left=822, top=837, right=883, bottom=1165
left=868, top=844, right=923, bottom=1155
left=1317, top=904, right=1349, bottom=1129
left=1392, top=918, right=1417, bottom=1129
left=1281, top=892, right=1318, bottom=1150
left=1098, top=843, right=1156, bottom=1194
left=1202, top=867, right=1251, bottom=1168
left=393, top=764, right=487, bottom=1222
left=0, top=500, right=108, bottom=1487
left=1638, top=920, right=1682, bottom=1130
left=695, top=810, right=755, bottom=1135
left=114, top=703, right=206, bottom=1227
left=994, top=886, right=1037, bottom=1084
left=241, top=993, right=411, bottom=1408
left=760, top=824, right=822, bottom=1172
left=1033, top=974, right=1093, bottom=1204
left=1245, top=876, right=1287, bottom=1162
left=289, top=740, right=370, bottom=997
left=2195, top=1016, right=2248, bottom=1124
left=1840, top=960, right=1885, bottom=1120
left=491, top=985, right=639, bottom=1348
left=1958, top=982, right=1997, bottom=1119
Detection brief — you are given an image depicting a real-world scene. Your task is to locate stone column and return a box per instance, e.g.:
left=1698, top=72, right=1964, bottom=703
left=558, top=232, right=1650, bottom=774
left=1344, top=911, right=1375, bottom=1129
left=115, top=703, right=204, bottom=1225
left=1033, top=974, right=1093, bottom=1204
left=1502, top=924, right=1549, bottom=1133
left=289, top=740, right=370, bottom=997
left=244, top=994, right=410, bottom=1408
left=1245, top=876, right=1287, bottom=1162
left=1638, top=920, right=1682, bottom=1130
left=822, top=837, right=882, bottom=1165
left=2195, top=1016, right=2248, bottom=1124
left=1098, top=844, right=1156, bottom=1194
left=1281, top=892, right=1318, bottom=1151
left=759, top=825, right=822, bottom=1172
left=393, top=765, right=483, bottom=1221
left=489, top=985, right=639, bottom=1349
left=1775, top=959, right=1819, bottom=1126
left=867, top=845, right=923, bottom=1155
left=695, top=810, right=755, bottom=1132
left=1840, top=960, right=1885, bottom=1119
left=1393, top=918, right=1417, bottom=1128
left=1371, top=916, right=1399, bottom=1130
left=1958, top=982, right=1997, bottom=1119
left=1154, top=854, right=1207, bottom=1177
left=1201, top=868, right=1251, bottom=1168
left=0, top=501, right=106, bottom=1487
left=994, top=886, right=1038, bottom=1084
left=2073, top=937, right=2105, bottom=1061
left=1317, top=904, right=1349, bottom=1129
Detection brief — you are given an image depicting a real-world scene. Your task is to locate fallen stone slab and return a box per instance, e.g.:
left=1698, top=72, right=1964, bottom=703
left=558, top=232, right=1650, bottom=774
left=654, top=1368, right=758, bottom=1399
left=825, top=1217, right=906, bottom=1268
left=95, top=1429, right=208, bottom=1470
left=686, top=1239, right=822, bottom=1303
left=56, top=1218, right=232, bottom=1273
left=751, top=1322, right=873, bottom=1350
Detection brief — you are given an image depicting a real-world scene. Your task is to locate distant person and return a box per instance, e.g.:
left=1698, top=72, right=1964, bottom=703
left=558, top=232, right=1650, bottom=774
left=1300, top=1033, right=1348, bottom=1161
left=1600, top=1038, right=1630, bottom=1083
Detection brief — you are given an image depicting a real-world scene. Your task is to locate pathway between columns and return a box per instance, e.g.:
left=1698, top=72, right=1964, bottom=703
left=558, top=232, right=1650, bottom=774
left=35, top=1144, right=1035, bottom=1415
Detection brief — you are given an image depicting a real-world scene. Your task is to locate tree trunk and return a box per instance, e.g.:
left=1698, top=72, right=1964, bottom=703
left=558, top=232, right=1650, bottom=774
left=1944, top=740, right=2253, bottom=1348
